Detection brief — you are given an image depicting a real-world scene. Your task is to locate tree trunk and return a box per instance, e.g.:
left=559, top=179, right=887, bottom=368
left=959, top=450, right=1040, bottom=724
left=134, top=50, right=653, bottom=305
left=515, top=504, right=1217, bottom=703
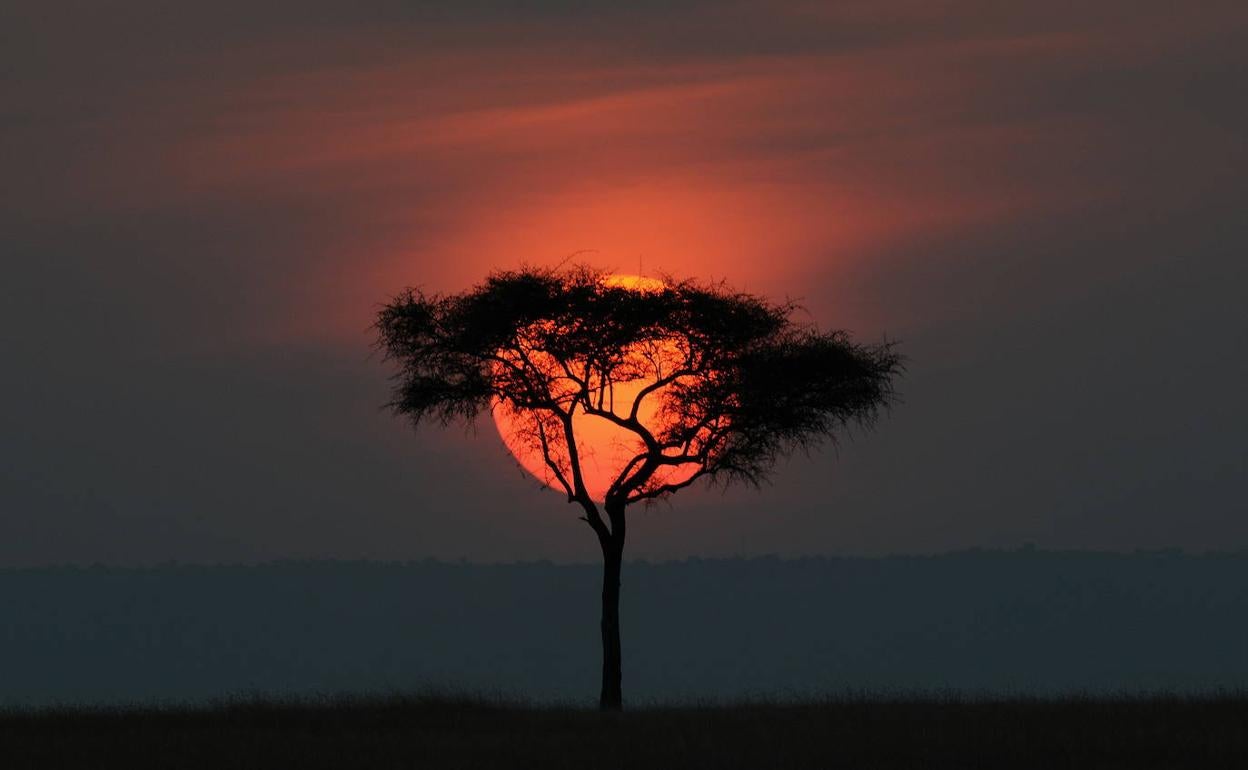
left=598, top=532, right=624, bottom=711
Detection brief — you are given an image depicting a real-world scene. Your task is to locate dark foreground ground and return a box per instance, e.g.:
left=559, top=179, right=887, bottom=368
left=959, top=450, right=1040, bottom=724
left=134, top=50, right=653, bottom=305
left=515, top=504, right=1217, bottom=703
left=3, top=693, right=1246, bottom=769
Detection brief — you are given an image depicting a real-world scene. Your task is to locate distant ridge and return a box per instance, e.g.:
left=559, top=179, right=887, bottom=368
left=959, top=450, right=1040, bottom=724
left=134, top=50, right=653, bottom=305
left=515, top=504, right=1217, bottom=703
left=3, top=550, right=1247, bottom=706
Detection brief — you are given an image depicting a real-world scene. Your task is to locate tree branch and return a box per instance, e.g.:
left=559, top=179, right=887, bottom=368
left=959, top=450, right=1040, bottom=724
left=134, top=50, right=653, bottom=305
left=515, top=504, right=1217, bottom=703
left=626, top=467, right=711, bottom=504
left=626, top=367, right=696, bottom=423
left=531, top=413, right=575, bottom=501
left=579, top=402, right=660, bottom=453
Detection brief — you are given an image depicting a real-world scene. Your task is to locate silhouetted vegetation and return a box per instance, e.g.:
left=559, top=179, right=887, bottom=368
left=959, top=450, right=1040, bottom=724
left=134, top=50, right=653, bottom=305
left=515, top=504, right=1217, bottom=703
left=4, top=692, right=1247, bottom=769
left=376, top=266, right=901, bottom=707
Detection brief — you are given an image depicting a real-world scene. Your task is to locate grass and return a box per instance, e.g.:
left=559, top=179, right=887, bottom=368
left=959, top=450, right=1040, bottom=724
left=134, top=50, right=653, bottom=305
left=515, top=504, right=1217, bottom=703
left=3, top=691, right=1246, bottom=769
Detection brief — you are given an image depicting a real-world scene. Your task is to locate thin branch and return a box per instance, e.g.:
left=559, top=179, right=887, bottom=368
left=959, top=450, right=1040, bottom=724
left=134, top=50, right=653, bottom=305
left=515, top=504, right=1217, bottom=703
left=627, top=467, right=711, bottom=504
left=626, top=368, right=696, bottom=423
left=579, top=402, right=660, bottom=453
left=532, top=414, right=575, bottom=500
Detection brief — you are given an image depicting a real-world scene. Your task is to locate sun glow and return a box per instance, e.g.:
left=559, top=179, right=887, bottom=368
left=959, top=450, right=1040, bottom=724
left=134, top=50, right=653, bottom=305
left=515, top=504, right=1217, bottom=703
left=491, top=274, right=702, bottom=501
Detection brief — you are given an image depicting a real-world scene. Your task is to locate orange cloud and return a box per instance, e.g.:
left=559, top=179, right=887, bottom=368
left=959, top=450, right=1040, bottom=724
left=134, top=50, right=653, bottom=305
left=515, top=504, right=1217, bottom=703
left=32, top=1, right=1240, bottom=344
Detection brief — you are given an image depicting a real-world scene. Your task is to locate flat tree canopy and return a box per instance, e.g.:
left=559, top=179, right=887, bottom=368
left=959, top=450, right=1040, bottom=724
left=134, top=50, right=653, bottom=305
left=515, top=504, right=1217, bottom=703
left=376, top=266, right=901, bottom=506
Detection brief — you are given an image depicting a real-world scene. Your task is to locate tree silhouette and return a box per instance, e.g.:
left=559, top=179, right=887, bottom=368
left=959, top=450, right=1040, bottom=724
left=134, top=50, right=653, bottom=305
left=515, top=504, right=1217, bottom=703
left=376, top=266, right=902, bottom=710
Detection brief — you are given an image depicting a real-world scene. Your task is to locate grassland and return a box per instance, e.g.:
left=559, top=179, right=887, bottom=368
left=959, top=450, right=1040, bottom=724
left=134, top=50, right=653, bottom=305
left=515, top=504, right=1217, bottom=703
left=3, top=692, right=1246, bottom=769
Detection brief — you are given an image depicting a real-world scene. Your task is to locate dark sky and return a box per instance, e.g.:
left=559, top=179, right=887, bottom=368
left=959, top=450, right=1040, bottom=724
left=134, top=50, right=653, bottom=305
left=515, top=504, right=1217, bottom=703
left=2, top=1, right=1246, bottom=566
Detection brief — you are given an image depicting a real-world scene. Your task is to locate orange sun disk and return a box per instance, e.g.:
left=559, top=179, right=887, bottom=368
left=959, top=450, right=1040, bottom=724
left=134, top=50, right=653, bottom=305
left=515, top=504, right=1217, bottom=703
left=491, top=275, right=702, bottom=501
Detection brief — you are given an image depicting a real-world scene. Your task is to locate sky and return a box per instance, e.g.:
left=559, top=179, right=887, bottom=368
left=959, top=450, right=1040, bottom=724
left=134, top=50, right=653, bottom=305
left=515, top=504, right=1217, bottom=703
left=2, top=1, right=1246, bottom=566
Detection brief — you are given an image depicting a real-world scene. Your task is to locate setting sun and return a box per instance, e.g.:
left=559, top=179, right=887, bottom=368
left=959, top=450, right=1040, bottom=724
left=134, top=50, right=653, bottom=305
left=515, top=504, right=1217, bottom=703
left=490, top=274, right=701, bottom=501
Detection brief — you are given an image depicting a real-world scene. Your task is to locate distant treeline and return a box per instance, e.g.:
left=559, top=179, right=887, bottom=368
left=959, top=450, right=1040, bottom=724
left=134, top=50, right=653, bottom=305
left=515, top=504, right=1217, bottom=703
left=3, top=550, right=1247, bottom=706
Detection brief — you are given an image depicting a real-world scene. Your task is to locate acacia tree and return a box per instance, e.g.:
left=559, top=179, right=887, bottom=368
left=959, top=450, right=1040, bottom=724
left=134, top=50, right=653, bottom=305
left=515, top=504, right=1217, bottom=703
left=376, top=266, right=901, bottom=710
